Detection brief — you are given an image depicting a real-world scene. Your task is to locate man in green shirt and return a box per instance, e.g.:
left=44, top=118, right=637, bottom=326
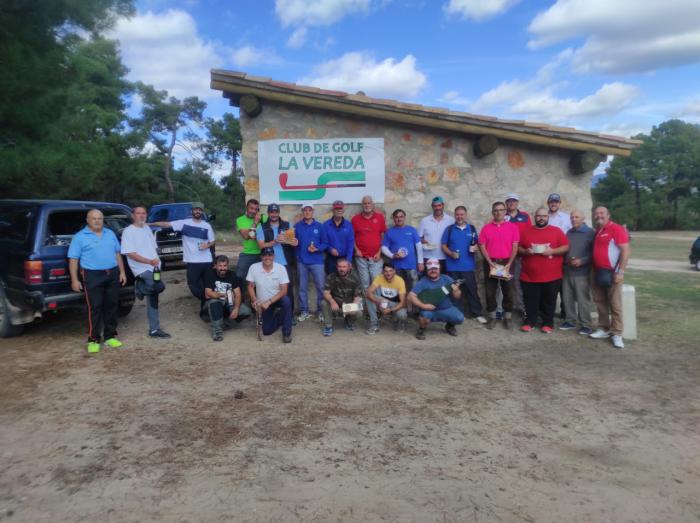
left=235, top=199, right=266, bottom=279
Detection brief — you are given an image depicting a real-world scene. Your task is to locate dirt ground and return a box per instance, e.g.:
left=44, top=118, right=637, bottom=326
left=1, top=269, right=699, bottom=522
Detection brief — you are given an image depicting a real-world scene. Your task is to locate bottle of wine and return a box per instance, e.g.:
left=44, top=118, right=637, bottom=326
left=153, top=265, right=161, bottom=282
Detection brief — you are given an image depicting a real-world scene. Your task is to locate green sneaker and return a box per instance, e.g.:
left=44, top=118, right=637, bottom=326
left=87, top=342, right=100, bottom=353
left=104, top=338, right=123, bottom=348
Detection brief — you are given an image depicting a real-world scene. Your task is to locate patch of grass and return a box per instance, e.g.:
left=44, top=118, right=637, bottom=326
left=626, top=271, right=700, bottom=305
left=629, top=235, right=696, bottom=262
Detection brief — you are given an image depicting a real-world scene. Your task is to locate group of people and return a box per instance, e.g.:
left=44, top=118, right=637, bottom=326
left=67, top=192, right=630, bottom=352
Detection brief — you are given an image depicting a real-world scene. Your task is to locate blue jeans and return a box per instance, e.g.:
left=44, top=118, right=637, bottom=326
left=298, top=263, right=325, bottom=313
left=136, top=270, right=163, bottom=332
left=262, top=296, right=293, bottom=336
left=355, top=257, right=383, bottom=325
left=419, top=306, right=465, bottom=325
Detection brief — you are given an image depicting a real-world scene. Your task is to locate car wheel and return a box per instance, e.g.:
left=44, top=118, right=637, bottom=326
left=117, top=300, right=134, bottom=317
left=0, top=286, right=24, bottom=338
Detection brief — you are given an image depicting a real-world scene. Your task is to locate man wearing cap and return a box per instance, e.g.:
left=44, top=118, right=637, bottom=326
left=236, top=199, right=266, bottom=281
left=418, top=196, right=454, bottom=272
left=351, top=195, right=387, bottom=314
left=546, top=193, right=571, bottom=234
left=204, top=255, right=252, bottom=342
left=247, top=247, right=293, bottom=343
left=321, top=257, right=363, bottom=336
left=408, top=258, right=464, bottom=340
left=257, top=203, right=299, bottom=308
left=441, top=206, right=486, bottom=324
left=478, top=201, right=520, bottom=329
left=518, top=208, right=569, bottom=334
left=294, top=204, right=327, bottom=322
left=504, top=193, right=531, bottom=318
left=322, top=200, right=355, bottom=275
left=381, top=208, right=423, bottom=298
left=150, top=202, right=215, bottom=313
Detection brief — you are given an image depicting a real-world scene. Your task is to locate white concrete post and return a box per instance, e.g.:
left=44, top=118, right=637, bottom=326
left=622, top=284, right=637, bottom=340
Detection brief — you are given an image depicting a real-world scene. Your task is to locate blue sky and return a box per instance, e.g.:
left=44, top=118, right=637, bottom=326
left=110, top=0, right=700, bottom=142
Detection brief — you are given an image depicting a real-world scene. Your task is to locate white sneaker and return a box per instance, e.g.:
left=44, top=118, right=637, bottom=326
left=611, top=335, right=625, bottom=349
left=589, top=329, right=611, bottom=339
left=475, top=316, right=488, bottom=324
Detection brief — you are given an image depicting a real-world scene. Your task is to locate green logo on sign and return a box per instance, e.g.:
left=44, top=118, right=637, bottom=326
left=278, top=171, right=366, bottom=201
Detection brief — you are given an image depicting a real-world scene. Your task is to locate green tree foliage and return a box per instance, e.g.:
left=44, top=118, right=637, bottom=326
left=593, top=120, right=700, bottom=230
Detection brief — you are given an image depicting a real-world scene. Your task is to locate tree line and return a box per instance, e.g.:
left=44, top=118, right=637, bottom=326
left=0, top=0, right=245, bottom=226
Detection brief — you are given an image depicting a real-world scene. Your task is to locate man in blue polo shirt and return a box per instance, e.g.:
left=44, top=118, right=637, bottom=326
left=294, top=204, right=327, bottom=321
left=68, top=209, right=127, bottom=353
left=322, top=200, right=355, bottom=275
left=441, top=205, right=486, bottom=324
left=381, top=208, right=423, bottom=295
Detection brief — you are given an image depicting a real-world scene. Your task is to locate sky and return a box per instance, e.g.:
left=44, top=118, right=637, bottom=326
left=109, top=0, right=700, bottom=149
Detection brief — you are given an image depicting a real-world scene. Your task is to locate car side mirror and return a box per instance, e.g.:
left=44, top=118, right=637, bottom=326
left=208, top=213, right=216, bottom=222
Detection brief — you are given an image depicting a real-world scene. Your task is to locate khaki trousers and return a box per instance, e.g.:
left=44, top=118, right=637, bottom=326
left=591, top=278, right=624, bottom=335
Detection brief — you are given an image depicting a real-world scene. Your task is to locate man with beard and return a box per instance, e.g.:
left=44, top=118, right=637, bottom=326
left=121, top=206, right=170, bottom=339
left=322, top=200, right=355, bottom=275
left=204, top=255, right=252, bottom=341
left=247, top=247, right=293, bottom=343
left=409, top=258, right=464, bottom=340
left=589, top=206, right=630, bottom=349
left=321, top=257, right=363, bottom=336
left=418, top=196, right=454, bottom=272
left=236, top=199, right=266, bottom=280
left=257, top=203, right=299, bottom=307
left=546, top=193, right=571, bottom=234
left=150, top=202, right=215, bottom=314
left=518, top=208, right=569, bottom=333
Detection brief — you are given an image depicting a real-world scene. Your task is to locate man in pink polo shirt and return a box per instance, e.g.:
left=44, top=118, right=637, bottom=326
left=589, top=206, right=630, bottom=349
left=478, top=201, right=520, bottom=329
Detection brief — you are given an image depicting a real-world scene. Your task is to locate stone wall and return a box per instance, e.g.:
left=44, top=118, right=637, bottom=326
left=240, top=100, right=593, bottom=228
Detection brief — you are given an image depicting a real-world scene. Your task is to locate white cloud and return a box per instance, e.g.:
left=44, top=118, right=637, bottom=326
left=287, top=27, right=308, bottom=48
left=231, top=45, right=279, bottom=68
left=299, top=52, right=427, bottom=99
left=439, top=90, right=472, bottom=107
left=275, top=0, right=371, bottom=27
left=600, top=122, right=651, bottom=139
left=110, top=9, right=223, bottom=100
left=528, top=0, right=700, bottom=73
left=443, top=0, right=519, bottom=21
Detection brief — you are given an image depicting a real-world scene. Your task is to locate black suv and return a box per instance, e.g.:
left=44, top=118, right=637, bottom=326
left=0, top=200, right=135, bottom=337
left=148, top=202, right=215, bottom=269
left=691, top=236, right=700, bottom=271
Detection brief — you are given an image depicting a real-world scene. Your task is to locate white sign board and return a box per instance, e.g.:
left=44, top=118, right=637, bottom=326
left=258, top=138, right=385, bottom=204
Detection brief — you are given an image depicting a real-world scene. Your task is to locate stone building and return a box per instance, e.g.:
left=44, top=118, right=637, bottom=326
left=210, top=69, right=639, bottom=228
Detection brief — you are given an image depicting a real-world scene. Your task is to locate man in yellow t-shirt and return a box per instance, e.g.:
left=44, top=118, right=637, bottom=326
left=366, top=262, right=408, bottom=332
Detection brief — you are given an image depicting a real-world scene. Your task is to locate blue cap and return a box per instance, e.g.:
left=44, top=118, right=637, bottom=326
left=431, top=196, right=445, bottom=204
left=268, top=203, right=280, bottom=212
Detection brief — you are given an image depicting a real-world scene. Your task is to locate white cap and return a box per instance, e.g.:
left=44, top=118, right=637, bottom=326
left=426, top=258, right=440, bottom=269
left=505, top=193, right=519, bottom=201
left=300, top=203, right=314, bottom=210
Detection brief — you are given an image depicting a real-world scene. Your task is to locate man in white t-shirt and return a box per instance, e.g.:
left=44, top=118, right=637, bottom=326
left=150, top=202, right=215, bottom=314
left=418, top=196, right=454, bottom=271
left=246, top=247, right=293, bottom=343
left=121, top=206, right=170, bottom=338
left=547, top=193, right=571, bottom=234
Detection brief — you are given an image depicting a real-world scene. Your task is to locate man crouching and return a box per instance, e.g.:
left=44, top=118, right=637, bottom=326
left=204, top=255, right=252, bottom=341
left=409, top=258, right=464, bottom=340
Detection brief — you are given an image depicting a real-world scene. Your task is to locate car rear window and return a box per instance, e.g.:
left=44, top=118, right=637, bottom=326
left=149, top=205, right=191, bottom=222
left=0, top=205, right=34, bottom=242
left=45, top=209, right=131, bottom=246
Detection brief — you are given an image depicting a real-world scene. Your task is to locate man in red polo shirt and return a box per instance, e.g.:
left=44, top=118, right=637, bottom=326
left=352, top=195, right=387, bottom=334
left=589, top=206, right=630, bottom=349
left=518, top=207, right=569, bottom=333
left=478, top=201, right=520, bottom=329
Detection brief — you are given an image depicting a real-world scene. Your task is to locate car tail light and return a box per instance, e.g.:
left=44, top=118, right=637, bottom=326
left=49, top=268, right=66, bottom=277
left=24, top=260, right=43, bottom=284
left=47, top=302, right=57, bottom=309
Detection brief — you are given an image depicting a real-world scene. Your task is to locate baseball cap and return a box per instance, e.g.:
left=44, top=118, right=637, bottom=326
left=301, top=203, right=314, bottom=210
left=431, top=196, right=445, bottom=204
left=547, top=193, right=561, bottom=202
left=261, top=247, right=275, bottom=256
left=426, top=258, right=440, bottom=269
left=332, top=200, right=345, bottom=209
left=505, top=193, right=519, bottom=201
left=268, top=203, right=280, bottom=212
left=191, top=202, right=205, bottom=210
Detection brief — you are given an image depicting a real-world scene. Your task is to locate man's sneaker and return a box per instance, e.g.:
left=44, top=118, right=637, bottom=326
left=559, top=321, right=576, bottom=331
left=520, top=325, right=533, bottom=333
left=149, top=329, right=171, bottom=338
left=589, top=329, right=611, bottom=339
left=104, top=338, right=123, bottom=348
left=394, top=319, right=406, bottom=332
left=213, top=333, right=223, bottom=342
left=578, top=327, right=593, bottom=336
left=87, top=341, right=100, bottom=353
left=475, top=316, right=488, bottom=324
left=322, top=326, right=334, bottom=337
left=415, top=327, right=426, bottom=340
left=283, top=334, right=292, bottom=343
left=485, top=317, right=496, bottom=330
left=344, top=317, right=355, bottom=331
left=365, top=325, right=380, bottom=335
left=611, top=335, right=625, bottom=349
left=445, top=323, right=458, bottom=336
left=495, top=311, right=503, bottom=320
left=541, top=326, right=553, bottom=334
left=296, top=312, right=311, bottom=323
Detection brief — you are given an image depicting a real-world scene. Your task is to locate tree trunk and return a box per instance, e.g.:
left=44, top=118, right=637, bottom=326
left=164, top=126, right=177, bottom=202
left=634, top=177, right=641, bottom=231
